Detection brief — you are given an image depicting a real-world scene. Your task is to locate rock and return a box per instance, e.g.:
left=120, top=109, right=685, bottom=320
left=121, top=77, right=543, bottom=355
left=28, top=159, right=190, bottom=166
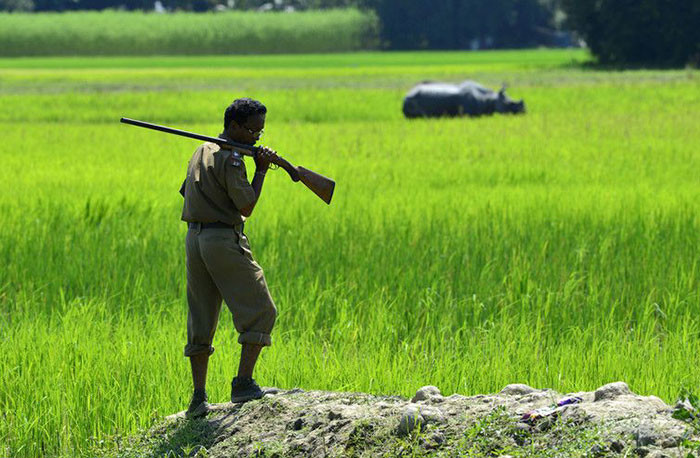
left=658, top=436, right=680, bottom=448
left=635, top=447, right=650, bottom=457
left=339, top=405, right=363, bottom=418
left=500, top=384, right=537, bottom=396
left=374, top=401, right=394, bottom=409
left=419, top=405, right=446, bottom=424
left=647, top=396, right=670, bottom=412
left=398, top=405, right=426, bottom=436
left=635, top=421, right=659, bottom=446
left=642, top=396, right=673, bottom=414
left=412, top=386, right=442, bottom=402
left=594, top=382, right=632, bottom=402
left=559, top=405, right=588, bottom=424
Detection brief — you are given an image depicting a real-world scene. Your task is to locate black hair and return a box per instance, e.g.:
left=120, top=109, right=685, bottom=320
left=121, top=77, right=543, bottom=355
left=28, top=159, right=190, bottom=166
left=224, top=98, right=267, bottom=129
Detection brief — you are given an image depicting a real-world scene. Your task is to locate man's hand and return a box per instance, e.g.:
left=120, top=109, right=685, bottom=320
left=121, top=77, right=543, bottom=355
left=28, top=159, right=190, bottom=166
left=254, top=146, right=279, bottom=170
left=240, top=146, right=276, bottom=217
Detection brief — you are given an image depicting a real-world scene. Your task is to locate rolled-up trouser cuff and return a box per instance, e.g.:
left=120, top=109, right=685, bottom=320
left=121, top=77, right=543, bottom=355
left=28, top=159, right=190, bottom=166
left=238, top=331, right=272, bottom=347
left=184, top=343, right=215, bottom=357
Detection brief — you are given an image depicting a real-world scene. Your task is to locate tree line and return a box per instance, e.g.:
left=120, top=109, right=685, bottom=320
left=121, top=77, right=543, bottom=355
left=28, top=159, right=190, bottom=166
left=2, top=0, right=698, bottom=66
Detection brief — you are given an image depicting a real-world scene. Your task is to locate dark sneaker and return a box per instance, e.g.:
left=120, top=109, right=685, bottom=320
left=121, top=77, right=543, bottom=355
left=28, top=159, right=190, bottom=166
left=186, top=390, right=210, bottom=419
left=231, top=376, right=264, bottom=403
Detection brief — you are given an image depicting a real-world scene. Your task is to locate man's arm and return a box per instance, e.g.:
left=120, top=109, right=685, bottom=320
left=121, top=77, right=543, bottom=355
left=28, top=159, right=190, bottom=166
left=239, top=146, right=278, bottom=217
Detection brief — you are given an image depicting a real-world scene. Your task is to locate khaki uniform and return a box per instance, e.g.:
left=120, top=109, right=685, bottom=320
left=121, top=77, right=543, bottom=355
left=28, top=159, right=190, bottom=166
left=180, top=135, right=277, bottom=357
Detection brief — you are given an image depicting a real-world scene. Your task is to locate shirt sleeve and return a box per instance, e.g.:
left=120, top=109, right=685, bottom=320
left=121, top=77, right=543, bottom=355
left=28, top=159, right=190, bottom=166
left=179, top=178, right=186, bottom=198
left=224, top=157, right=257, bottom=211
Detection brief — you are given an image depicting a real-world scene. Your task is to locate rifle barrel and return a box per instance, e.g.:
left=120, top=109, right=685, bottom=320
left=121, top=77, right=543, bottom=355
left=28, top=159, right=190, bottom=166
left=120, top=116, right=335, bottom=204
left=120, top=117, right=256, bottom=156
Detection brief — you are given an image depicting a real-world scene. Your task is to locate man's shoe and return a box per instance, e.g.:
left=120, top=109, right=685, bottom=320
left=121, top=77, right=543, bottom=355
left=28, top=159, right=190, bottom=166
left=231, top=376, right=264, bottom=403
left=186, top=389, right=210, bottom=419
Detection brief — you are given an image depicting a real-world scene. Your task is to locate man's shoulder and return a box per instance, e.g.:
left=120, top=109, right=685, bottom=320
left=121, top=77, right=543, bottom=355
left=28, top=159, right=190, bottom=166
left=201, top=142, right=245, bottom=168
left=200, top=141, right=222, bottom=153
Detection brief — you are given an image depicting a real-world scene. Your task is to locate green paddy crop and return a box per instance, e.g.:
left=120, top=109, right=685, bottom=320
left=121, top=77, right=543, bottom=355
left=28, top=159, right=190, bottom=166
left=0, top=49, right=699, bottom=457
left=0, top=9, right=378, bottom=56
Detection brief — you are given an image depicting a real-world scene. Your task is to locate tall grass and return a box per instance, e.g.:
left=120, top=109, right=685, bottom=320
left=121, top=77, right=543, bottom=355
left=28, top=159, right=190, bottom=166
left=0, top=9, right=378, bottom=56
left=0, top=51, right=699, bottom=456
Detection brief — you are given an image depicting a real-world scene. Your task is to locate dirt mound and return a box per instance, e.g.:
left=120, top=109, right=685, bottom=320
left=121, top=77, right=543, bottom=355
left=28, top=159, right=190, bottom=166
left=106, top=382, right=699, bottom=457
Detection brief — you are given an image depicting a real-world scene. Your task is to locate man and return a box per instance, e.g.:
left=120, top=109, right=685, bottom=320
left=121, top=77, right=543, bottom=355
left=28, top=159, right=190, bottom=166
left=179, top=98, right=279, bottom=418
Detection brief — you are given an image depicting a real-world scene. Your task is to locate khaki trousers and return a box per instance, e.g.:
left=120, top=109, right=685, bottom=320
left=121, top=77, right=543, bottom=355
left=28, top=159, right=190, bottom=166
left=184, top=223, right=277, bottom=357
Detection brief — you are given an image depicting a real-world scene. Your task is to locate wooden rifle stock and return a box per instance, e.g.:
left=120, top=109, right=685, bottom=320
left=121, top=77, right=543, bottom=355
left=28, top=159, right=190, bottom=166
left=120, top=117, right=335, bottom=204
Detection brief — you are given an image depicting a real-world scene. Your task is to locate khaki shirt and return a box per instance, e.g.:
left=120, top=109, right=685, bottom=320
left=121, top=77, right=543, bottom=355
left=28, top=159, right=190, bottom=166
left=180, top=135, right=256, bottom=225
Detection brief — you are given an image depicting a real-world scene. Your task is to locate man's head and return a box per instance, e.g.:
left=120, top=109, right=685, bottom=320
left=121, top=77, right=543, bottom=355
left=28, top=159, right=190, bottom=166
left=224, top=98, right=267, bottom=145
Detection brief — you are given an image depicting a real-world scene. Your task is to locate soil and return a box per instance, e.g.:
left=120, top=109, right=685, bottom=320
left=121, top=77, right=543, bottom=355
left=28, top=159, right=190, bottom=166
left=102, top=381, right=700, bottom=457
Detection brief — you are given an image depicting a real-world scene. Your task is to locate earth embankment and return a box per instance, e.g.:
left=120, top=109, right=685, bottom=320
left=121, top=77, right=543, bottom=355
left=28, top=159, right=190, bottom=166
left=103, top=381, right=699, bottom=457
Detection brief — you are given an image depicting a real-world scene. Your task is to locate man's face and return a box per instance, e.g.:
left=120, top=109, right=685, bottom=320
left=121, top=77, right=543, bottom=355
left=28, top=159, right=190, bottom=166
left=229, top=114, right=266, bottom=145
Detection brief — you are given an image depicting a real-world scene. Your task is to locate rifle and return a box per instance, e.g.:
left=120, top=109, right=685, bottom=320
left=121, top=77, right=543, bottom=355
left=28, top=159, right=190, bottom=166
left=120, top=117, right=335, bottom=205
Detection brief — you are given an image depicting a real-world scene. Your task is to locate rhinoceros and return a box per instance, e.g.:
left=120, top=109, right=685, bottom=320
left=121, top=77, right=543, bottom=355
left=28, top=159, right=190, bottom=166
left=402, top=80, right=525, bottom=118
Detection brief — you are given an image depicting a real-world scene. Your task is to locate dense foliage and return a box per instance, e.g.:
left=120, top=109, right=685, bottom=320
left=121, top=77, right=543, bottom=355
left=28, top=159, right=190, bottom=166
left=561, top=0, right=700, bottom=66
left=361, top=0, right=554, bottom=50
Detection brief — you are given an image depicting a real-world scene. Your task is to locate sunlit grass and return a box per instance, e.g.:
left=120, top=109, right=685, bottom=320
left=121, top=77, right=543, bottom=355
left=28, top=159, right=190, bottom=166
left=0, top=50, right=699, bottom=457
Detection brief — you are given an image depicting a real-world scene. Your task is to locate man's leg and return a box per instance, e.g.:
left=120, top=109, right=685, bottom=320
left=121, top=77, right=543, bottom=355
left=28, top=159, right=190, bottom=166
left=186, top=352, right=211, bottom=418
left=238, top=343, right=263, bottom=378
left=184, top=227, right=222, bottom=417
left=190, top=353, right=210, bottom=391
left=230, top=343, right=265, bottom=402
left=199, top=227, right=276, bottom=402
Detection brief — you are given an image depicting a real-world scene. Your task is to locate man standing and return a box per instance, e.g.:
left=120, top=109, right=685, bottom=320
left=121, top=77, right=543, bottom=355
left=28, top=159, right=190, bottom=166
left=179, top=98, right=279, bottom=418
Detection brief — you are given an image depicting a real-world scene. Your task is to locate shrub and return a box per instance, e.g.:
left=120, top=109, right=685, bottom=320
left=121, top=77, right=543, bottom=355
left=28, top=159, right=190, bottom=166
left=561, top=0, right=700, bottom=67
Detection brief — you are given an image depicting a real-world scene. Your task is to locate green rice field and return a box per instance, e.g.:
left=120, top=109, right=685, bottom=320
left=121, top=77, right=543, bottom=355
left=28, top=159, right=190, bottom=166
left=0, top=10, right=377, bottom=56
left=1, top=49, right=699, bottom=457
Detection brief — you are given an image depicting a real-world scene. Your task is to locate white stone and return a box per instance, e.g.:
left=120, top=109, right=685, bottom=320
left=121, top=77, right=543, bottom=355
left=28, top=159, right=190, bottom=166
left=411, top=385, right=442, bottom=402
left=594, top=382, right=631, bottom=402
left=499, top=384, right=537, bottom=396
left=398, top=405, right=426, bottom=436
